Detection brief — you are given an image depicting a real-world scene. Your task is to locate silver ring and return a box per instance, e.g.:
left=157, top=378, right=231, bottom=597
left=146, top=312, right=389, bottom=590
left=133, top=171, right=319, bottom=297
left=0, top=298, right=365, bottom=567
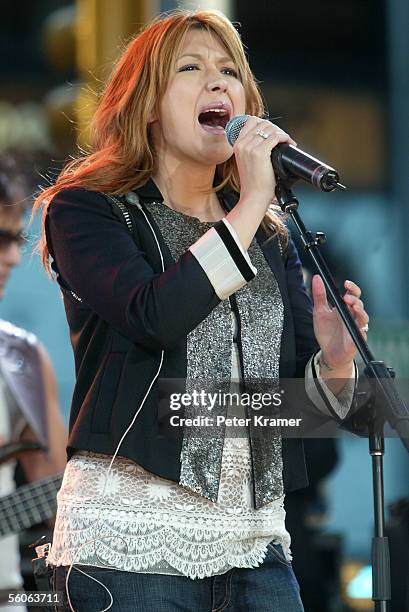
left=256, top=128, right=269, bottom=140
left=361, top=324, right=369, bottom=332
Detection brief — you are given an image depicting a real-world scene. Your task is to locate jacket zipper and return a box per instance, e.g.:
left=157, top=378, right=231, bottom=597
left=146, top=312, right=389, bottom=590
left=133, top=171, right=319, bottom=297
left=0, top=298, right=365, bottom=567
left=106, top=194, right=134, bottom=233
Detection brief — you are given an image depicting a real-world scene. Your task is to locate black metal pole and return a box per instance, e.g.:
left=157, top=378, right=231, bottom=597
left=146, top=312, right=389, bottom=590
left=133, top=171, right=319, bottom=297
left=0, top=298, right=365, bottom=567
left=274, top=179, right=405, bottom=607
left=369, top=424, right=391, bottom=611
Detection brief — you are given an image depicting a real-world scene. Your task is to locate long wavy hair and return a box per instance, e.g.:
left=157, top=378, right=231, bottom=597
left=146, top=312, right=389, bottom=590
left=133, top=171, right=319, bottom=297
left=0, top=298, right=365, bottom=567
left=34, top=9, right=287, bottom=272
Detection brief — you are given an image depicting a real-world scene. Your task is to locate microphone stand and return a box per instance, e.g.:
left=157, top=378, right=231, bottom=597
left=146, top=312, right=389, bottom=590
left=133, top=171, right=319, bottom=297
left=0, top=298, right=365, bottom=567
left=275, top=179, right=409, bottom=612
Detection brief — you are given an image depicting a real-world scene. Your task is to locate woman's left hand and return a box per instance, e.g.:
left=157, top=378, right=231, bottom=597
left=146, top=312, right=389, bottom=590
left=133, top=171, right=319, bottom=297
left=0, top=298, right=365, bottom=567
left=312, top=275, right=369, bottom=372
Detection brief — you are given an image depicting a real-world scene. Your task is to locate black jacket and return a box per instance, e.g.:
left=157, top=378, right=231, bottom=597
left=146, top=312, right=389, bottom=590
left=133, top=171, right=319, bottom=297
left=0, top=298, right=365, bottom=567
left=46, top=179, right=319, bottom=494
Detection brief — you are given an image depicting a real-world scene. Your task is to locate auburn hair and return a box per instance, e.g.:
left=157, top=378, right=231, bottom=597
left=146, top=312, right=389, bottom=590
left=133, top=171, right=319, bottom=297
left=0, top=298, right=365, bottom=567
left=34, top=9, right=287, bottom=272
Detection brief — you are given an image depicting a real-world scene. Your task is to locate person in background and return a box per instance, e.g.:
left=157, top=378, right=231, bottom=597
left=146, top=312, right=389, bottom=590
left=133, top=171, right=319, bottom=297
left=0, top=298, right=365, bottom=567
left=0, top=151, right=67, bottom=611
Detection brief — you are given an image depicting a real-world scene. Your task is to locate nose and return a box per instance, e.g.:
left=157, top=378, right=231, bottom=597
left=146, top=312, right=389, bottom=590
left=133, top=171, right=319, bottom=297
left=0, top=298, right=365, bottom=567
left=206, top=76, right=228, bottom=93
left=4, top=242, right=21, bottom=267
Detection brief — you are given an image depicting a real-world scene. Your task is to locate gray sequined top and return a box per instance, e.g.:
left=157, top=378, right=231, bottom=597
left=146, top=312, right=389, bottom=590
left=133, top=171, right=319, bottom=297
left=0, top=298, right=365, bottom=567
left=146, top=200, right=285, bottom=509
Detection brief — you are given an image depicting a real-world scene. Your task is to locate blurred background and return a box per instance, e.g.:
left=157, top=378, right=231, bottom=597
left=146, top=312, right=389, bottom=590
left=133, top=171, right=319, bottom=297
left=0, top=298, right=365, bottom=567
left=0, top=0, right=408, bottom=610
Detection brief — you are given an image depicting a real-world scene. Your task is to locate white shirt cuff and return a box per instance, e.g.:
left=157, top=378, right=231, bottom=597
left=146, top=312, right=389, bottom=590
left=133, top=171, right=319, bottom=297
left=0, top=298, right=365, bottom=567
left=189, top=218, right=257, bottom=300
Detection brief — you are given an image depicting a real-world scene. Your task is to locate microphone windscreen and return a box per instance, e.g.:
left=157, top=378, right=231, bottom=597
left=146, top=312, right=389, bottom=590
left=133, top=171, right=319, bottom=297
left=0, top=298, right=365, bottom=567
left=225, top=115, right=250, bottom=146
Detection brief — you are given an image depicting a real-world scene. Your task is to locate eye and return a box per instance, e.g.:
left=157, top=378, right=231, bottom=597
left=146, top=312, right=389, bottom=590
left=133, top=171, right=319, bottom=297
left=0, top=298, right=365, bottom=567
left=178, top=64, right=199, bottom=72
left=222, top=67, right=239, bottom=78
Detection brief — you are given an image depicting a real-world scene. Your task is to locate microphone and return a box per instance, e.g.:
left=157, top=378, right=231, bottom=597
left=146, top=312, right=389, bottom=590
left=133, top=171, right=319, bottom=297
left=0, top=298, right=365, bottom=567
left=225, top=115, right=346, bottom=192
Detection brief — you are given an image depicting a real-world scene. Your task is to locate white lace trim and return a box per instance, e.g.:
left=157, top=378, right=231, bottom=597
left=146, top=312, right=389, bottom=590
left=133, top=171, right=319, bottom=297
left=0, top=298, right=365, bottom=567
left=49, top=439, right=290, bottom=579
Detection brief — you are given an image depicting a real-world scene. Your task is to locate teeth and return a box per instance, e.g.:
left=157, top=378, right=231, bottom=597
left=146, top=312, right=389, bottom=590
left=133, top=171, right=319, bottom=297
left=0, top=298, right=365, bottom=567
left=205, top=108, right=227, bottom=114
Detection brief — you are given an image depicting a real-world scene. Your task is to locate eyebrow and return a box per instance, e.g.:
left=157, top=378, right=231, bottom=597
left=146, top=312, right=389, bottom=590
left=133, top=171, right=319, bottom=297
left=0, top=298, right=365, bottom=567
left=177, top=53, right=235, bottom=63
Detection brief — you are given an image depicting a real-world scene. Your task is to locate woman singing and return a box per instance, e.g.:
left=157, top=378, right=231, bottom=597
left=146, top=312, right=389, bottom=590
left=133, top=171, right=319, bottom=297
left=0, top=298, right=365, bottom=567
left=34, top=9, right=368, bottom=611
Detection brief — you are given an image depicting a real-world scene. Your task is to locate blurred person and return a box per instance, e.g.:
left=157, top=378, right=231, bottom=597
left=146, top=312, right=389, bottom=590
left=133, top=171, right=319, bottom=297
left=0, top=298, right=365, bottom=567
left=34, top=10, right=369, bottom=611
left=0, top=152, right=67, bottom=611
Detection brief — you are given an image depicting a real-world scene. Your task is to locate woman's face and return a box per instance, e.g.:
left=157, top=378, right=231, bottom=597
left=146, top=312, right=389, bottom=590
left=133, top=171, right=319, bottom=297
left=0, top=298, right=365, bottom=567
left=150, top=28, right=246, bottom=168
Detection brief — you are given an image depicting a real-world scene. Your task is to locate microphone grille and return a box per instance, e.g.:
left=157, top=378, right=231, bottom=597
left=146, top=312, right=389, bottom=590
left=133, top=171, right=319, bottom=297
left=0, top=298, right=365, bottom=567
left=225, top=114, right=250, bottom=146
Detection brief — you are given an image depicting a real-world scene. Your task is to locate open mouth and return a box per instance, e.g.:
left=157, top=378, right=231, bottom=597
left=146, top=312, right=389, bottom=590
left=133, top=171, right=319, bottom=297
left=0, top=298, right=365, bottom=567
left=198, top=108, right=230, bottom=132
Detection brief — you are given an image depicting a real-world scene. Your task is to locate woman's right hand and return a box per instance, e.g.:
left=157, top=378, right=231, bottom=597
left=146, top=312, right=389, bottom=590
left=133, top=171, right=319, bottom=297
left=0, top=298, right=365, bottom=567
left=225, top=117, right=296, bottom=250
left=232, top=116, right=296, bottom=209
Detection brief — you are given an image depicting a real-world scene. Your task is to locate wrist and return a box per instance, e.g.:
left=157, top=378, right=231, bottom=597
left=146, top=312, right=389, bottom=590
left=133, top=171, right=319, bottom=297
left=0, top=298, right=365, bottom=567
left=227, top=196, right=272, bottom=251
left=318, top=351, right=354, bottom=377
left=238, top=193, right=274, bottom=211
left=318, top=352, right=335, bottom=372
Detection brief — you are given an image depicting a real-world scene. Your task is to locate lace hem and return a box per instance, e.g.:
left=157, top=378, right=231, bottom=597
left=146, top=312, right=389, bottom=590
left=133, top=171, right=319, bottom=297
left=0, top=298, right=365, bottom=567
left=48, top=452, right=291, bottom=579
left=48, top=522, right=290, bottom=580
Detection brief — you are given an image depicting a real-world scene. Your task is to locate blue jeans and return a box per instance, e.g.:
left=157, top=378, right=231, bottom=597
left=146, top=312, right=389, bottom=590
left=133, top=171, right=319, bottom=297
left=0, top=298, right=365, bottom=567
left=53, top=544, right=304, bottom=611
